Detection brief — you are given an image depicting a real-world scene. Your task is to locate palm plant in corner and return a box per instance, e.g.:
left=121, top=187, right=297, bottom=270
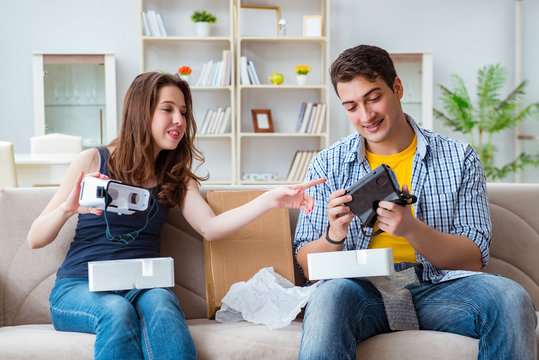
left=434, top=63, right=539, bottom=181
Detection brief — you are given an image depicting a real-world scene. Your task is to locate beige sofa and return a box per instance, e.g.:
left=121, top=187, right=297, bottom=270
left=0, top=184, right=537, bottom=360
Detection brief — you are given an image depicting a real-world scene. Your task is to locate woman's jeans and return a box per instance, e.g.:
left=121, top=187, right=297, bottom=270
left=49, top=278, right=196, bottom=360
left=299, top=264, right=537, bottom=360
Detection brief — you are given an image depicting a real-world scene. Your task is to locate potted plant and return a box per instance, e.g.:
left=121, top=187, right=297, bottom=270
left=434, top=63, right=539, bottom=181
left=294, top=65, right=311, bottom=86
left=191, top=10, right=217, bottom=37
left=177, top=66, right=192, bottom=83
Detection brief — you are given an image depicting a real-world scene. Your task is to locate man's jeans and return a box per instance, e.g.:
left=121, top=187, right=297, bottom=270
left=299, top=264, right=537, bottom=360
left=49, top=278, right=196, bottom=360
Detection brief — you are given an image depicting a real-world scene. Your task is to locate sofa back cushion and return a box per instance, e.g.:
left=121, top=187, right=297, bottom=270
left=1, top=183, right=538, bottom=326
left=484, top=183, right=539, bottom=305
left=0, top=187, right=73, bottom=327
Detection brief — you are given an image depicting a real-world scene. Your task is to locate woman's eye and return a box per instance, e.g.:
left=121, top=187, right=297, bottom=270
left=161, top=107, right=172, bottom=112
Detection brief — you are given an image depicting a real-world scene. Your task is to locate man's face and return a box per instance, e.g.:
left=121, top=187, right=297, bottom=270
left=337, top=75, right=406, bottom=154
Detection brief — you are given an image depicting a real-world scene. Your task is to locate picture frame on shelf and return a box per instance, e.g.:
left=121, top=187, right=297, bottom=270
left=251, top=109, right=274, bottom=133
left=239, top=6, right=280, bottom=37
left=303, top=15, right=322, bottom=37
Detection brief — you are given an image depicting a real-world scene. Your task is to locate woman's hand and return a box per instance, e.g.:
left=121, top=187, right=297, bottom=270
left=269, top=178, right=326, bottom=214
left=63, top=171, right=109, bottom=216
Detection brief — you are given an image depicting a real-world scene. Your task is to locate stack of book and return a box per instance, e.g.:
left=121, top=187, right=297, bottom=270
left=295, top=102, right=327, bottom=134
left=286, top=150, right=319, bottom=182
left=195, top=50, right=233, bottom=87
left=239, top=56, right=261, bottom=85
left=199, top=106, right=232, bottom=135
left=141, top=11, right=168, bottom=37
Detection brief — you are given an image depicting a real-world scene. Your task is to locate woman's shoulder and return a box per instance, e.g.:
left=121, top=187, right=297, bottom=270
left=71, top=148, right=102, bottom=173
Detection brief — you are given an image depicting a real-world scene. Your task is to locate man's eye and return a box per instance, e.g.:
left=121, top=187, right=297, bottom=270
left=346, top=105, right=357, bottom=112
left=368, top=96, right=380, bottom=103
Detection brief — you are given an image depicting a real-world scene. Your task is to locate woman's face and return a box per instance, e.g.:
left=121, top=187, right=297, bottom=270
left=150, top=85, right=187, bottom=154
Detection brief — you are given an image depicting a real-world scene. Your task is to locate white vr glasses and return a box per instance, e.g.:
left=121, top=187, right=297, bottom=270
left=79, top=176, right=150, bottom=215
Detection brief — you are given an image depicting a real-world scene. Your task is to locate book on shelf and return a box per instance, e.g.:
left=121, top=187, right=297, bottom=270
left=157, top=12, right=168, bottom=37
left=314, top=103, right=327, bottom=133
left=305, top=103, right=318, bottom=133
left=146, top=10, right=163, bottom=37
left=141, top=12, right=150, bottom=36
left=295, top=102, right=326, bottom=134
left=286, top=151, right=304, bottom=182
left=210, top=107, right=224, bottom=134
left=247, top=60, right=260, bottom=85
left=199, top=109, right=214, bottom=135
left=219, top=106, right=232, bottom=134
left=295, top=102, right=307, bottom=132
left=240, top=56, right=251, bottom=85
left=298, top=102, right=314, bottom=133
left=286, top=150, right=319, bottom=182
left=199, top=106, right=231, bottom=135
left=220, top=50, right=232, bottom=87
left=195, top=51, right=233, bottom=87
left=296, top=151, right=315, bottom=182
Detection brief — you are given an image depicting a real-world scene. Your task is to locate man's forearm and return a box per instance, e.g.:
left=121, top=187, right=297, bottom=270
left=404, top=219, right=483, bottom=271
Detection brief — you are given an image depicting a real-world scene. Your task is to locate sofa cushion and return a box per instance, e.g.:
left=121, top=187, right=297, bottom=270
left=0, top=321, right=473, bottom=360
left=0, top=324, right=94, bottom=360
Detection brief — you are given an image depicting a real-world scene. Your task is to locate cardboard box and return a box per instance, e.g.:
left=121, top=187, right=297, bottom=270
left=307, top=248, right=394, bottom=281
left=203, top=190, right=295, bottom=319
left=88, top=257, right=174, bottom=292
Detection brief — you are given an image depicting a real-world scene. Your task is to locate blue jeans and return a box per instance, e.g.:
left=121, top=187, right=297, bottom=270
left=49, top=278, right=196, bottom=360
left=299, top=264, right=537, bottom=360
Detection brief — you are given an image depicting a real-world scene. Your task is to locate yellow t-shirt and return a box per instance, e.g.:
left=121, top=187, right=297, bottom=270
left=366, top=136, right=418, bottom=263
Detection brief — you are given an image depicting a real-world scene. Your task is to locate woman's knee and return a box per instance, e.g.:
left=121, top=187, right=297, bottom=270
left=99, top=296, right=139, bottom=328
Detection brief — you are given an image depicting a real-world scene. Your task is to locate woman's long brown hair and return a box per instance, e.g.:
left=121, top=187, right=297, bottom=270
left=108, top=72, right=207, bottom=207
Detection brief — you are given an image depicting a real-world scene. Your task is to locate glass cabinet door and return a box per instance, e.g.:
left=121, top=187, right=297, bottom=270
left=32, top=53, right=117, bottom=148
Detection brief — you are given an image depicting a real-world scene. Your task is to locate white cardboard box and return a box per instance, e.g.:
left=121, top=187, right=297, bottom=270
left=307, top=248, right=394, bottom=281
left=88, top=257, right=175, bottom=292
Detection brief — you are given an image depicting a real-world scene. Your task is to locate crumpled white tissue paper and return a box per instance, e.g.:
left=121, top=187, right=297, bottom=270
left=215, top=266, right=319, bottom=329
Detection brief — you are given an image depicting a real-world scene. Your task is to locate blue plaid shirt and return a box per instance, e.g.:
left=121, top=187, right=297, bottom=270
left=293, top=115, right=492, bottom=283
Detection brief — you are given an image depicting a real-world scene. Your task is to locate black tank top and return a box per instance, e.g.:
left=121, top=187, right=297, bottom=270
left=56, top=147, right=170, bottom=278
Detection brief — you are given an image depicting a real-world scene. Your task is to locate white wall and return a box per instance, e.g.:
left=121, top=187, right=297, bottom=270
left=1, top=0, right=537, bottom=181
left=0, top=0, right=139, bottom=152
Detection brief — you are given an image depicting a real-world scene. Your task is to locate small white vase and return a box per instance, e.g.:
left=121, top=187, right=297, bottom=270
left=196, top=22, right=210, bottom=37
left=180, top=74, right=191, bottom=83
left=296, top=74, right=307, bottom=86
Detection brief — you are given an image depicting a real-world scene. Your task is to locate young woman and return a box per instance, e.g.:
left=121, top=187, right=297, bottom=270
left=27, top=72, right=324, bottom=360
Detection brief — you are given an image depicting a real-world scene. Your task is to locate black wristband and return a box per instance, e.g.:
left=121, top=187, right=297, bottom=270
left=325, top=225, right=345, bottom=245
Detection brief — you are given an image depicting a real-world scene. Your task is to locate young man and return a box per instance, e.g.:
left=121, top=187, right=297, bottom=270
left=293, top=45, right=537, bottom=359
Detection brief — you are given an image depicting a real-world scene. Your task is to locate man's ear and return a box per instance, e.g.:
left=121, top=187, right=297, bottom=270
left=393, top=77, right=404, bottom=100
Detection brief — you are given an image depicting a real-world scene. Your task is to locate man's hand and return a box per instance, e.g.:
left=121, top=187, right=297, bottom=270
left=376, top=184, right=417, bottom=237
left=327, top=189, right=355, bottom=241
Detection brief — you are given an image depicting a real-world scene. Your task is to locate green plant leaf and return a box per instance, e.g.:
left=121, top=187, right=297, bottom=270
left=486, top=153, right=539, bottom=180
left=434, top=63, right=539, bottom=180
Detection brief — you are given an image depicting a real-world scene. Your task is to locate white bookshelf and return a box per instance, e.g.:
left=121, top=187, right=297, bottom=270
left=139, top=0, right=236, bottom=184
left=139, top=0, right=331, bottom=184
left=236, top=0, right=331, bottom=184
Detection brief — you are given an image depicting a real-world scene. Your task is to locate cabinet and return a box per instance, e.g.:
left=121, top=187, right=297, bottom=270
left=391, top=52, right=433, bottom=130
left=236, top=0, right=330, bottom=184
left=32, top=53, right=117, bottom=148
left=139, top=0, right=235, bottom=184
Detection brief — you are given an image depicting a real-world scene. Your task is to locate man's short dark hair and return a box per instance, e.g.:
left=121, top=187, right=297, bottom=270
left=330, top=45, right=397, bottom=95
